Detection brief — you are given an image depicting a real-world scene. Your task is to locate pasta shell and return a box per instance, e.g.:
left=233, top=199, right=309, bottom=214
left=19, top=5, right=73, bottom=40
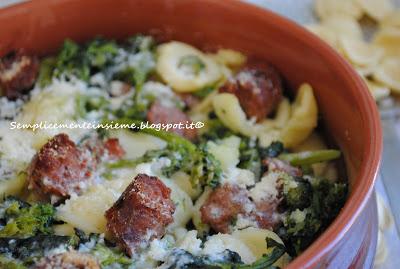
left=209, top=49, right=247, bottom=68
left=338, top=36, right=384, bottom=67
left=305, top=24, right=338, bottom=48
left=365, top=79, right=391, bottom=100
left=232, top=227, right=290, bottom=268
left=373, top=27, right=400, bottom=57
left=373, top=58, right=400, bottom=93
left=380, top=10, right=400, bottom=29
left=356, top=0, right=394, bottom=21
left=314, top=0, right=363, bottom=20
left=321, top=15, right=363, bottom=40
left=279, top=84, right=318, bottom=148
left=156, top=41, right=222, bottom=92
left=212, top=93, right=255, bottom=137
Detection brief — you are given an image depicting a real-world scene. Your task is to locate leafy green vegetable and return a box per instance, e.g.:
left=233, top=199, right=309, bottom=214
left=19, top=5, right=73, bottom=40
left=91, top=243, right=132, bottom=268
left=259, top=141, right=284, bottom=159
left=0, top=197, right=55, bottom=238
left=282, top=177, right=312, bottom=210
left=163, top=238, right=285, bottom=269
left=192, top=86, right=215, bottom=99
left=85, top=38, right=118, bottom=69
left=276, top=178, right=347, bottom=256
left=279, top=150, right=341, bottom=166
left=238, top=138, right=262, bottom=180
left=106, top=118, right=222, bottom=187
left=0, top=255, right=27, bottom=269
left=0, top=235, right=72, bottom=262
left=37, top=57, right=56, bottom=87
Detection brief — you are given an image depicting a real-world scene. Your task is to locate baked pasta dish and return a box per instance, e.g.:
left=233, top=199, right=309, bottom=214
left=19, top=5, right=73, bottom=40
left=0, top=35, right=347, bottom=269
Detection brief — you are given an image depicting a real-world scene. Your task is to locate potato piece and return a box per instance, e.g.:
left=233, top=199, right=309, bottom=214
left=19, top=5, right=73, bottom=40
left=279, top=84, right=318, bottom=148
left=156, top=41, right=222, bottom=92
left=109, top=130, right=166, bottom=159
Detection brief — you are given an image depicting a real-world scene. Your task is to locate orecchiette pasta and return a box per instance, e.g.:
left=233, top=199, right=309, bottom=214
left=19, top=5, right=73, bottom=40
left=314, top=0, right=363, bottom=20
left=279, top=84, right=318, bottom=148
left=212, top=93, right=255, bottom=137
left=373, top=58, right=400, bottom=93
left=156, top=41, right=222, bottom=92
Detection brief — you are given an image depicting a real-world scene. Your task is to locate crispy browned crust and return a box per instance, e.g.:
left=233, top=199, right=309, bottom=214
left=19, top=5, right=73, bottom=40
left=0, top=49, right=39, bottom=99
left=105, top=174, right=175, bottom=256
left=219, top=62, right=283, bottom=122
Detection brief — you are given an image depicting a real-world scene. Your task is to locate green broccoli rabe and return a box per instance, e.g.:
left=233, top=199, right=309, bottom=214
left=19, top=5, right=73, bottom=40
left=0, top=234, right=73, bottom=262
left=0, top=255, right=27, bottom=269
left=238, top=138, right=262, bottom=180
left=0, top=197, right=55, bottom=238
left=91, top=243, right=132, bottom=268
left=278, top=150, right=341, bottom=166
left=38, top=35, right=155, bottom=90
left=164, top=238, right=285, bottom=269
left=106, top=118, right=222, bottom=188
left=282, top=177, right=312, bottom=211
left=276, top=178, right=347, bottom=257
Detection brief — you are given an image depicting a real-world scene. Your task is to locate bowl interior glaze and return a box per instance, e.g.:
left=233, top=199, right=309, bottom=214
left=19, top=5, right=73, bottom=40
left=0, top=0, right=382, bottom=268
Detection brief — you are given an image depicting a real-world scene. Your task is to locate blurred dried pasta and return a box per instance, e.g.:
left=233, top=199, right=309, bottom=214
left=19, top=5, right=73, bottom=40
left=307, top=0, right=400, bottom=101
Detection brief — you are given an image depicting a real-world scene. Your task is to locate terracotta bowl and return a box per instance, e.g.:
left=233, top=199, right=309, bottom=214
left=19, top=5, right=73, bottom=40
left=0, top=0, right=382, bottom=268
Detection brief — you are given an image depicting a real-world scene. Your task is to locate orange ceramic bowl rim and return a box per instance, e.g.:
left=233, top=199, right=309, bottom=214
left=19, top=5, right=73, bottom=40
left=0, top=0, right=382, bottom=267
left=225, top=2, right=382, bottom=268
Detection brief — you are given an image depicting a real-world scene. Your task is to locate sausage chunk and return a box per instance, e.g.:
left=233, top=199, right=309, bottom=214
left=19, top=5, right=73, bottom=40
left=263, top=158, right=302, bottom=177
left=147, top=101, right=197, bottom=141
left=0, top=49, right=39, bottom=99
left=103, top=138, right=126, bottom=160
left=219, top=62, right=283, bottom=121
left=105, top=174, right=175, bottom=256
left=34, top=251, right=100, bottom=269
left=200, top=184, right=253, bottom=233
left=28, top=134, right=94, bottom=198
left=252, top=199, right=282, bottom=230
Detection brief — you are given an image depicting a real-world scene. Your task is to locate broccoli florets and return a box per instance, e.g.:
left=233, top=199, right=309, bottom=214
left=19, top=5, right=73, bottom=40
left=276, top=178, right=347, bottom=257
left=0, top=197, right=55, bottom=238
left=107, top=120, right=223, bottom=188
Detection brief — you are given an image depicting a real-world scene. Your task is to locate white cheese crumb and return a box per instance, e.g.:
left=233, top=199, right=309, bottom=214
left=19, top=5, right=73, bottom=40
left=249, top=171, right=282, bottom=202
left=176, top=230, right=202, bottom=256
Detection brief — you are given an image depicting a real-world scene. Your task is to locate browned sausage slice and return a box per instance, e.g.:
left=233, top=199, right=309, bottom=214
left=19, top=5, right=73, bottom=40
left=105, top=174, right=175, bottom=256
left=0, top=49, right=39, bottom=99
left=34, top=251, right=100, bottom=269
left=28, top=133, right=95, bottom=198
left=219, top=62, right=283, bottom=122
left=200, top=184, right=253, bottom=233
left=147, top=101, right=197, bottom=141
